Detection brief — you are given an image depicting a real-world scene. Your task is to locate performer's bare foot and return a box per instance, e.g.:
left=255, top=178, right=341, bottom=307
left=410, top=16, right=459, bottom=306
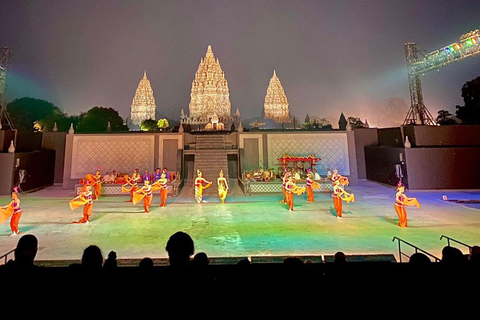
left=125, top=200, right=133, bottom=202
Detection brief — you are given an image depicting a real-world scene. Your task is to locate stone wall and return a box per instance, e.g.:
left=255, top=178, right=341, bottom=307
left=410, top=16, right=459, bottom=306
left=239, top=131, right=354, bottom=178
left=63, top=132, right=183, bottom=189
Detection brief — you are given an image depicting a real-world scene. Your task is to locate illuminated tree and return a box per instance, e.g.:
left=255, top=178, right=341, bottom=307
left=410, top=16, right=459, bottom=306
left=157, top=118, right=169, bottom=129
left=140, top=119, right=158, bottom=131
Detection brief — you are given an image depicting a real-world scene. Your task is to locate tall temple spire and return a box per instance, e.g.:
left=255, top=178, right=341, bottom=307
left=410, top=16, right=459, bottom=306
left=130, top=71, right=157, bottom=126
left=264, top=70, right=291, bottom=123
left=188, top=45, right=232, bottom=119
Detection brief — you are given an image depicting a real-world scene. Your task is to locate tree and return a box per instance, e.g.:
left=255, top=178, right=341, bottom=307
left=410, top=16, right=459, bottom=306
left=157, top=118, right=169, bottom=129
left=456, top=76, right=480, bottom=124
left=347, top=117, right=365, bottom=129
left=436, top=110, right=458, bottom=125
left=140, top=119, right=158, bottom=131
left=7, top=97, right=60, bottom=131
left=76, top=106, right=128, bottom=132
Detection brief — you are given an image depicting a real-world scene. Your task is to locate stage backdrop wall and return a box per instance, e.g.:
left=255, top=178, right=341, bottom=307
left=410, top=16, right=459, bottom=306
left=239, top=131, right=353, bottom=178
left=63, top=132, right=183, bottom=189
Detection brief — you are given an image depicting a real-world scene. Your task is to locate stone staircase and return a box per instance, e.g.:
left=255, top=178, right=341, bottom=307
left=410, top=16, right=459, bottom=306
left=192, top=135, right=229, bottom=194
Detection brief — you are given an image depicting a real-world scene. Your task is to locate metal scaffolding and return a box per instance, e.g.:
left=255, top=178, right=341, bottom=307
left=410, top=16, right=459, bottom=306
left=404, top=29, right=480, bottom=126
left=0, top=47, right=14, bottom=130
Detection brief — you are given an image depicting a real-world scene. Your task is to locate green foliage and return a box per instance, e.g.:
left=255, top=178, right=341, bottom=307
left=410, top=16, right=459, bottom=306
left=157, top=118, right=169, bottom=129
left=140, top=119, right=158, bottom=131
left=347, top=117, right=365, bottom=129
left=7, top=97, right=60, bottom=131
left=456, top=76, right=480, bottom=124
left=76, top=106, right=128, bottom=132
left=436, top=110, right=458, bottom=125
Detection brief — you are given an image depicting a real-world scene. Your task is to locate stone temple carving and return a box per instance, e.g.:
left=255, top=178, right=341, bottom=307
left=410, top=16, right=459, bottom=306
left=264, top=70, right=291, bottom=123
left=130, top=71, right=157, bottom=125
left=188, top=45, right=232, bottom=120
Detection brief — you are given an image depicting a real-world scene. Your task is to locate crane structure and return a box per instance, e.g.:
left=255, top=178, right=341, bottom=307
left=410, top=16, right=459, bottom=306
left=404, top=29, right=480, bottom=125
left=0, top=47, right=14, bottom=130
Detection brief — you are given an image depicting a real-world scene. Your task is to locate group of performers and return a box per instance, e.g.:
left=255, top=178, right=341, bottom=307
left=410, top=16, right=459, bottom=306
left=1, top=164, right=420, bottom=234
left=279, top=166, right=420, bottom=226
left=279, top=167, right=355, bottom=218
left=69, top=167, right=171, bottom=222
left=194, top=169, right=229, bottom=204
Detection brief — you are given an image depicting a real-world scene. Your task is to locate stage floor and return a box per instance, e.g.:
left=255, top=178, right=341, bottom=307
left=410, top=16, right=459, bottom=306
left=1, top=180, right=479, bottom=265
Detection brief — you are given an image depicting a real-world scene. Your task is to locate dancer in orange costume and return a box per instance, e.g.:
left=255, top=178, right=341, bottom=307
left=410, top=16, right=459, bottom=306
left=133, top=180, right=157, bottom=213
left=155, top=172, right=168, bottom=208
left=285, top=176, right=306, bottom=212
left=194, top=169, right=212, bottom=203
left=332, top=176, right=355, bottom=219
left=80, top=173, right=96, bottom=193
left=395, top=181, right=420, bottom=228
left=280, top=171, right=290, bottom=204
left=69, top=184, right=93, bottom=223
left=122, top=173, right=139, bottom=202
left=92, top=168, right=102, bottom=200
left=0, top=188, right=22, bottom=236
left=305, top=172, right=320, bottom=202
left=217, top=169, right=229, bottom=204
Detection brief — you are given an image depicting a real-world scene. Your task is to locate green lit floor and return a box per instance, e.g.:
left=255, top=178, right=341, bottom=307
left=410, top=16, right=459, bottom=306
left=1, top=180, right=479, bottom=263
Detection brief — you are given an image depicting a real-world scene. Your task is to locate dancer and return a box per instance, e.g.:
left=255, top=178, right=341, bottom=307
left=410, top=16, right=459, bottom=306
left=156, top=172, right=168, bottom=207
left=280, top=170, right=290, bottom=204
left=305, top=172, right=320, bottom=202
left=93, top=167, right=102, bottom=200
left=394, top=181, right=420, bottom=228
left=133, top=180, right=155, bottom=213
left=194, top=169, right=212, bottom=203
left=0, top=188, right=22, bottom=236
left=122, top=174, right=139, bottom=202
left=69, top=184, right=94, bottom=223
left=285, top=176, right=306, bottom=212
left=332, top=176, right=355, bottom=219
left=217, top=169, right=229, bottom=204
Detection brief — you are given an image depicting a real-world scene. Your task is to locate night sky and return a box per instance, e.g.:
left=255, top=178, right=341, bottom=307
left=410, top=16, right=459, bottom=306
left=2, top=0, right=480, bottom=127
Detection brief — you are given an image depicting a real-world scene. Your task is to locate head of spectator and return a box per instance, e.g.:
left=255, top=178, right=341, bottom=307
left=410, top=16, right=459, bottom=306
left=165, top=231, right=194, bottom=268
left=13, top=234, right=38, bottom=269
left=81, top=245, right=104, bottom=270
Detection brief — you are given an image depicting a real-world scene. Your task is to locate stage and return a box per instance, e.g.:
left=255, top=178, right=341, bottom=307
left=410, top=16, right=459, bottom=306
left=1, top=180, right=479, bottom=265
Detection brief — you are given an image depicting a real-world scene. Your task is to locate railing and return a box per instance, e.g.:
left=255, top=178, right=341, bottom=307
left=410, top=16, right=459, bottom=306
left=392, top=236, right=441, bottom=263
left=0, top=249, right=15, bottom=265
left=440, top=235, right=473, bottom=254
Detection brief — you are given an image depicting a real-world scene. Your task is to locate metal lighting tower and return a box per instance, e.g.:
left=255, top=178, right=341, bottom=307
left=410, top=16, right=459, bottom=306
left=0, top=47, right=14, bottom=130
left=404, top=29, right=480, bottom=125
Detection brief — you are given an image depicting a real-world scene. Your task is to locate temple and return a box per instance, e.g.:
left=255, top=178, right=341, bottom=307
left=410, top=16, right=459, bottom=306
left=181, top=45, right=240, bottom=130
left=264, top=70, right=291, bottom=123
left=130, top=71, right=157, bottom=126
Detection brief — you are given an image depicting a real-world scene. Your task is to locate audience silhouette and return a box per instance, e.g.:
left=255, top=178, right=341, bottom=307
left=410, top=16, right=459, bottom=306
left=165, top=231, right=195, bottom=268
left=1, top=231, right=478, bottom=299
left=0, top=234, right=39, bottom=273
